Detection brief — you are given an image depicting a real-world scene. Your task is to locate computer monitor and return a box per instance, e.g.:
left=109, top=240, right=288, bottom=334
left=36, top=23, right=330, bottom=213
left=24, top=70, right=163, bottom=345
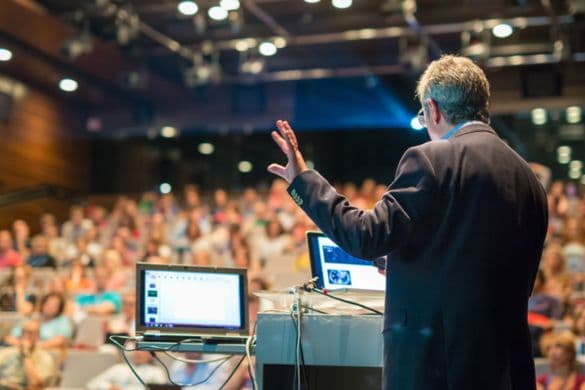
left=306, top=232, right=386, bottom=292
left=135, top=263, right=248, bottom=337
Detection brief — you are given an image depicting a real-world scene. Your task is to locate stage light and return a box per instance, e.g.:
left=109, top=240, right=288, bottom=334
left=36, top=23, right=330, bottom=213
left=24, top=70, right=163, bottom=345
left=159, top=182, right=172, bottom=194
left=557, top=145, right=571, bottom=164
left=531, top=108, right=547, bottom=125
left=570, top=160, right=583, bottom=171
left=273, top=37, right=287, bottom=49
left=198, top=142, right=215, bottom=155
left=492, top=23, right=513, bottom=39
left=332, top=0, right=352, bottom=9
left=566, top=106, right=582, bottom=124
left=161, top=126, right=178, bottom=138
left=208, top=6, right=228, bottom=20
left=220, top=0, right=240, bottom=11
left=410, top=116, right=424, bottom=130
left=259, top=41, right=277, bottom=56
left=59, top=78, right=78, bottom=92
left=569, top=167, right=582, bottom=180
left=238, top=160, right=253, bottom=173
left=235, top=40, right=250, bottom=52
left=304, top=0, right=320, bottom=3
left=0, top=48, right=12, bottom=62
left=240, top=58, right=265, bottom=74
left=178, top=1, right=199, bottom=15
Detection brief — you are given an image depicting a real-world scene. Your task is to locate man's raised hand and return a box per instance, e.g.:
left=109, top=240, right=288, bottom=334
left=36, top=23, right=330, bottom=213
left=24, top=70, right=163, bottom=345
left=267, top=120, right=308, bottom=184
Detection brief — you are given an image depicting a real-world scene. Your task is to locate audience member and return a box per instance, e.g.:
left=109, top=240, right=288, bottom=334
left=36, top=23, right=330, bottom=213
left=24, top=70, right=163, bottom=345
left=26, top=235, right=57, bottom=268
left=537, top=332, right=585, bottom=390
left=0, top=319, right=58, bottom=389
left=86, top=350, right=166, bottom=390
left=0, top=230, right=22, bottom=268
left=6, top=292, right=73, bottom=349
left=75, top=267, right=121, bottom=315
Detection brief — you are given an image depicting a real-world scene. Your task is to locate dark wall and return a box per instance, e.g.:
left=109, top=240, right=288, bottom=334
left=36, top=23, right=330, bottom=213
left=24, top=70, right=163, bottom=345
left=89, top=129, right=430, bottom=194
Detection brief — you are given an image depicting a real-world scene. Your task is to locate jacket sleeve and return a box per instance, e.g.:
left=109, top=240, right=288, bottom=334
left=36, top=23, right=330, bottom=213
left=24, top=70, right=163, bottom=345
left=287, top=146, right=437, bottom=259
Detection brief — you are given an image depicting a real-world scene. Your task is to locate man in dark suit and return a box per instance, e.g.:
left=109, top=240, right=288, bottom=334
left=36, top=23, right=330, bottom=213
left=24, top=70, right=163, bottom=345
left=267, top=55, right=548, bottom=389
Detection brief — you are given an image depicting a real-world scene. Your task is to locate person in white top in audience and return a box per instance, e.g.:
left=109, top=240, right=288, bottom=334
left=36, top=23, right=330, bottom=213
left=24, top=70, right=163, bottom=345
left=61, top=205, right=92, bottom=244
left=87, top=350, right=166, bottom=390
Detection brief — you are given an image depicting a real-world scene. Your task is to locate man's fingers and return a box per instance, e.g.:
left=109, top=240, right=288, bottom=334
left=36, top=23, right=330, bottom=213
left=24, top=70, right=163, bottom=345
left=267, top=163, right=287, bottom=179
left=271, top=131, right=290, bottom=156
left=283, top=121, right=299, bottom=150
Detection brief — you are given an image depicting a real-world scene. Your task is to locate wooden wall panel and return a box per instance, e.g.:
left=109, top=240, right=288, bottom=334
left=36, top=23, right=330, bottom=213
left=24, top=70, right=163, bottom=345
left=0, top=83, right=90, bottom=231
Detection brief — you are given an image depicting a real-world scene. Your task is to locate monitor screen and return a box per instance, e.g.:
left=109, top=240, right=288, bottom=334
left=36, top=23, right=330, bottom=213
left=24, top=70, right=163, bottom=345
left=307, top=232, right=386, bottom=292
left=136, top=264, right=247, bottom=335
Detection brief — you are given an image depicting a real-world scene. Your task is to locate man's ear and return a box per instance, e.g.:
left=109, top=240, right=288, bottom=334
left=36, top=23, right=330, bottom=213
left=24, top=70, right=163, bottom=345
left=425, top=98, right=442, bottom=125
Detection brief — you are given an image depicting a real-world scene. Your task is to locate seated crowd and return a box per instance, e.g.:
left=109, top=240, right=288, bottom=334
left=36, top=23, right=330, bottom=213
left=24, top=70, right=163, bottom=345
left=0, top=178, right=583, bottom=389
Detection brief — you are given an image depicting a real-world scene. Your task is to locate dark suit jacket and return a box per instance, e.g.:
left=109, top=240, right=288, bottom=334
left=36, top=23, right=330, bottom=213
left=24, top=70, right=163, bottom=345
left=287, top=123, right=548, bottom=390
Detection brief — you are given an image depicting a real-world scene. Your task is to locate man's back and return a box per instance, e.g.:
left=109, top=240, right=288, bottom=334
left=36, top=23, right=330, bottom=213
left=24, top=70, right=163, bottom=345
left=383, top=123, right=548, bottom=389
left=287, top=122, right=547, bottom=389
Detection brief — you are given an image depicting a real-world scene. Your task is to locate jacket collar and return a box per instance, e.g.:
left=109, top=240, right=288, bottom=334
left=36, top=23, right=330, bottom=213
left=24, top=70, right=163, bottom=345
left=452, top=122, right=495, bottom=138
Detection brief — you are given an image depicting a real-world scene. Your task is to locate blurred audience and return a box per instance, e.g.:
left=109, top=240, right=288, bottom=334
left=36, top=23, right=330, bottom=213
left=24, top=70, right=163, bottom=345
left=6, top=292, right=73, bottom=349
left=0, top=179, right=581, bottom=389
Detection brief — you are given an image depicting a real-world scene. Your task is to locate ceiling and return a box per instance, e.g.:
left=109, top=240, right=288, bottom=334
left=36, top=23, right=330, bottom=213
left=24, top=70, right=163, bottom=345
left=0, top=0, right=584, bottom=136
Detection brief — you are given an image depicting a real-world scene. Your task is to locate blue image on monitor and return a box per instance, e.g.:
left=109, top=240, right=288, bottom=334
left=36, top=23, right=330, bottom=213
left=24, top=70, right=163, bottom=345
left=327, top=269, right=352, bottom=286
left=322, top=245, right=371, bottom=266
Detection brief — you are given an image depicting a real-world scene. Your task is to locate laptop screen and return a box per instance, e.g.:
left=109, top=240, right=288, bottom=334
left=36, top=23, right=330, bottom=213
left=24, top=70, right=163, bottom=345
left=307, top=232, right=386, bottom=292
left=136, top=263, right=248, bottom=336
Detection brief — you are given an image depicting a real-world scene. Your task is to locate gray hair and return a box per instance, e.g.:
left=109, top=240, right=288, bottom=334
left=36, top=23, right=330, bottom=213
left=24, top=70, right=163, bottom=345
left=416, top=55, right=490, bottom=124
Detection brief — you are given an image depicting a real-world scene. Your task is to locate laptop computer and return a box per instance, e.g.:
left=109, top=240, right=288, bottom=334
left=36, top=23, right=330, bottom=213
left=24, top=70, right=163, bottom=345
left=135, top=262, right=249, bottom=344
left=306, top=231, right=386, bottom=293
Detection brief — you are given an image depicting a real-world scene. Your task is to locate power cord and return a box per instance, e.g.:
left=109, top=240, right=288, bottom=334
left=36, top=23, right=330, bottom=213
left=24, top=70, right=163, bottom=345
left=151, top=350, right=232, bottom=387
left=109, top=335, right=245, bottom=388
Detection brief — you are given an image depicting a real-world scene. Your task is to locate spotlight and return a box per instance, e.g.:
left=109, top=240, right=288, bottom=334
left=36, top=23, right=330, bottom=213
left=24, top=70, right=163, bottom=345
left=492, top=23, right=513, bottom=39
left=198, top=142, right=215, bottom=155
left=332, top=0, right=352, bottom=9
left=557, top=145, right=571, bottom=164
left=159, top=182, right=172, bottom=194
left=410, top=117, right=424, bottom=130
left=566, top=106, right=582, bottom=124
left=259, top=41, right=277, bottom=56
left=273, top=37, right=287, bottom=49
left=304, top=0, right=320, bottom=3
left=240, top=57, right=265, bottom=74
left=569, top=167, right=582, bottom=180
left=59, top=78, right=78, bottom=92
left=60, top=31, right=93, bottom=60
left=0, top=48, right=12, bottom=62
left=220, top=0, right=240, bottom=11
left=161, top=126, right=178, bottom=138
left=238, top=161, right=253, bottom=173
left=235, top=40, right=249, bottom=52
left=531, top=108, right=547, bottom=125
left=208, top=6, right=228, bottom=21
left=178, top=1, right=199, bottom=15
left=570, top=160, right=583, bottom=171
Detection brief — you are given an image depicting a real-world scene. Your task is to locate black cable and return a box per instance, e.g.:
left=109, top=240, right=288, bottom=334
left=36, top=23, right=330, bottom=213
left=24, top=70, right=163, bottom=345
left=310, top=287, right=383, bottom=315
left=290, top=312, right=309, bottom=390
left=119, top=347, right=147, bottom=387
left=219, top=354, right=246, bottom=390
left=151, top=351, right=233, bottom=387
